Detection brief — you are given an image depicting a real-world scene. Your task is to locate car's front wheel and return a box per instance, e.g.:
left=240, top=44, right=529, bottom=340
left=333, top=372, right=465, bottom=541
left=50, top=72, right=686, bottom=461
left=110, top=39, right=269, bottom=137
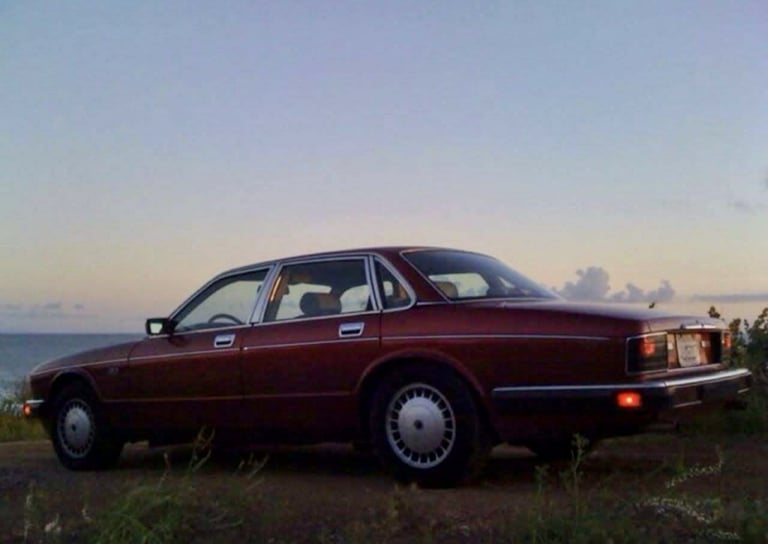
left=369, top=366, right=490, bottom=487
left=51, top=382, right=123, bottom=470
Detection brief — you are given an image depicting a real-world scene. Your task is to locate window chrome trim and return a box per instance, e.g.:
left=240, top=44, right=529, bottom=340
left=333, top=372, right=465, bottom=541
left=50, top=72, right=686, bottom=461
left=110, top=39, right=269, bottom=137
left=144, top=324, right=252, bottom=339
left=364, top=256, right=382, bottom=311
left=372, top=257, right=417, bottom=313
left=249, top=265, right=281, bottom=324
left=250, top=309, right=380, bottom=327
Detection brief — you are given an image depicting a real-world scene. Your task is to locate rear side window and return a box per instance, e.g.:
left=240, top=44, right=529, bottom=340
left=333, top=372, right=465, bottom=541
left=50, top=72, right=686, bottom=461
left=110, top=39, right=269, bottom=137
left=375, top=261, right=412, bottom=309
left=264, top=259, right=371, bottom=321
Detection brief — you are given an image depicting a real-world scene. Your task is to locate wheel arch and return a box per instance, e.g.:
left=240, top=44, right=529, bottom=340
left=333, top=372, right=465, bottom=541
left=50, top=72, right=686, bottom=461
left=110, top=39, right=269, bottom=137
left=46, top=370, right=101, bottom=414
left=356, top=352, right=498, bottom=444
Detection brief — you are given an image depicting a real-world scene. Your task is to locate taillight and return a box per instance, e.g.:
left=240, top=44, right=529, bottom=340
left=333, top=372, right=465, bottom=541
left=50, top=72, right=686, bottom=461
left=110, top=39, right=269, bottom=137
left=720, top=331, right=732, bottom=365
left=617, top=391, right=642, bottom=409
left=640, top=337, right=656, bottom=357
left=627, top=334, right=668, bottom=373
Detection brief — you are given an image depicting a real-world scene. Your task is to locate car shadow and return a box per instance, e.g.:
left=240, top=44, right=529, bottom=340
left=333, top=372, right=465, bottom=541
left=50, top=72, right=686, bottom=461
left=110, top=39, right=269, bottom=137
left=115, top=442, right=547, bottom=486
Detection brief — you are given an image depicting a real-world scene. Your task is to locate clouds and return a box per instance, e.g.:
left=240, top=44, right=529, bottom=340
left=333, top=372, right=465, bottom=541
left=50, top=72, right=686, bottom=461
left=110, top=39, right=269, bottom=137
left=0, top=302, right=101, bottom=333
left=0, top=302, right=89, bottom=319
left=728, top=199, right=763, bottom=214
left=690, top=293, right=768, bottom=304
left=728, top=176, right=768, bottom=214
left=610, top=280, right=675, bottom=304
left=555, top=267, right=676, bottom=304
left=556, top=267, right=611, bottom=302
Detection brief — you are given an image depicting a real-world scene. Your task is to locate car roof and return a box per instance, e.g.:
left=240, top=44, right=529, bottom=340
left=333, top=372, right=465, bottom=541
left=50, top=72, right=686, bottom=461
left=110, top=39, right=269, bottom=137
left=217, top=246, right=471, bottom=277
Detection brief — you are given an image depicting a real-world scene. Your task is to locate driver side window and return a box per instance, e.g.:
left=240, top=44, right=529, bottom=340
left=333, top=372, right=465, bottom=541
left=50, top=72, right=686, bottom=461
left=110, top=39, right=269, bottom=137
left=174, top=270, right=268, bottom=332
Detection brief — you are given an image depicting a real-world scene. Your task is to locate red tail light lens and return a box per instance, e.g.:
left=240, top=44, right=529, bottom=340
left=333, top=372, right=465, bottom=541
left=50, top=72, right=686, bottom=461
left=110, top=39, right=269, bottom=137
left=640, top=337, right=656, bottom=357
left=720, top=331, right=732, bottom=365
left=627, top=334, right=668, bottom=373
left=617, top=391, right=642, bottom=409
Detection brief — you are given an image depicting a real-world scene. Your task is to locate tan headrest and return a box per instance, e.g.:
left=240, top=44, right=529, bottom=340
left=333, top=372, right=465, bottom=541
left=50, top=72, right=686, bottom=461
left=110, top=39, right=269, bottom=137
left=434, top=280, right=458, bottom=298
left=300, top=292, right=342, bottom=316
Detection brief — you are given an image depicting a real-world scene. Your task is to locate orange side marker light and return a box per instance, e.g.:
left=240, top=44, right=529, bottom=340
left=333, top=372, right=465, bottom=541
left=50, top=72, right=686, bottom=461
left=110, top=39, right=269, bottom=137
left=23, top=403, right=32, bottom=417
left=617, top=391, right=642, bottom=409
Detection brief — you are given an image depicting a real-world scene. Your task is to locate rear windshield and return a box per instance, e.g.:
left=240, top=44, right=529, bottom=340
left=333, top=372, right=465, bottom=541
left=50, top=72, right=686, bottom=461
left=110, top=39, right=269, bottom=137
left=403, top=250, right=558, bottom=301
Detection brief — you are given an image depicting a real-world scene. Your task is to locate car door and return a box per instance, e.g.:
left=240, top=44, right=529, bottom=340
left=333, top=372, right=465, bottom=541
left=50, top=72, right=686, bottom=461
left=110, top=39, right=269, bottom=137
left=239, top=257, right=381, bottom=441
left=119, top=269, right=269, bottom=431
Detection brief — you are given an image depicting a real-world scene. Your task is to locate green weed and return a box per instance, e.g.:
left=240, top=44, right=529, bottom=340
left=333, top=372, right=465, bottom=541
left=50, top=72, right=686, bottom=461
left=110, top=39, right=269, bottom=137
left=0, top=408, right=47, bottom=443
left=0, top=380, right=47, bottom=442
left=90, top=428, right=267, bottom=544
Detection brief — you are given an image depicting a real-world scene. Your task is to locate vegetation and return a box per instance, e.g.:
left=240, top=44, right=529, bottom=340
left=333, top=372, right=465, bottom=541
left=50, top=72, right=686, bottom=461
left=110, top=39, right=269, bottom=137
left=0, top=411, right=47, bottom=443
left=703, top=305, right=768, bottom=435
left=0, top=381, right=47, bottom=443
left=709, top=305, right=768, bottom=381
left=504, top=439, right=768, bottom=544
left=10, top=434, right=768, bottom=543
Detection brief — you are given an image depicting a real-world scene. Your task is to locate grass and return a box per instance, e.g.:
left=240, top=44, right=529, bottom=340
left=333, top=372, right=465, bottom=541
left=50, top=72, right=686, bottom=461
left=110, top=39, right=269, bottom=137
left=8, top=436, right=768, bottom=544
left=498, top=436, right=768, bottom=544
left=0, top=383, right=47, bottom=443
left=87, top=429, right=269, bottom=544
left=0, top=411, right=47, bottom=443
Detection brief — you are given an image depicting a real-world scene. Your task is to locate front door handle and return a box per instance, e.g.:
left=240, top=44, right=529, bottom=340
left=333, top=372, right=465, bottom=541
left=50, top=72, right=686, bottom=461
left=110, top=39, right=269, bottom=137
left=339, top=322, right=365, bottom=338
left=214, top=333, right=236, bottom=348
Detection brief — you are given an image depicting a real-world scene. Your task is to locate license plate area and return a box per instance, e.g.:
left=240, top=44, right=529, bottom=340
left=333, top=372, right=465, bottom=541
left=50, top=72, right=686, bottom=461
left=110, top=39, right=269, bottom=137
left=676, top=333, right=708, bottom=367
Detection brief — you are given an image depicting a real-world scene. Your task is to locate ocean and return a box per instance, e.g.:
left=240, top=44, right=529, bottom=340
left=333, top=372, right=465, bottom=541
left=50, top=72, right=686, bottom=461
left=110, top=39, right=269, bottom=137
left=0, top=333, right=141, bottom=399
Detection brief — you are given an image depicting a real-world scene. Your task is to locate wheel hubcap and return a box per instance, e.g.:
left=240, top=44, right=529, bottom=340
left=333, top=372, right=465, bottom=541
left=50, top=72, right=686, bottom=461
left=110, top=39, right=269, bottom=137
left=386, top=383, right=456, bottom=469
left=58, top=400, right=94, bottom=458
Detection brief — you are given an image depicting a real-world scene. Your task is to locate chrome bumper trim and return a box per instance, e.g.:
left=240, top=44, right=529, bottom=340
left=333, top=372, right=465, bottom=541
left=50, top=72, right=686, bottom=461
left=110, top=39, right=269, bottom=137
left=491, top=368, right=751, bottom=397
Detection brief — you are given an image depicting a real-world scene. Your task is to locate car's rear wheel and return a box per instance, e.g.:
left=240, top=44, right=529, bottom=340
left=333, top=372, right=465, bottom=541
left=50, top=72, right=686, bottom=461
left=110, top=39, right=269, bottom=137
left=51, top=382, right=123, bottom=470
left=369, top=366, right=490, bottom=487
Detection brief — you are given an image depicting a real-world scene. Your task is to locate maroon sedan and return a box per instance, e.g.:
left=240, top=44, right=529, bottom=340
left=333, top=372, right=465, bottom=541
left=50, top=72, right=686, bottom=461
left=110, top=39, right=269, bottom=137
left=24, top=247, right=751, bottom=486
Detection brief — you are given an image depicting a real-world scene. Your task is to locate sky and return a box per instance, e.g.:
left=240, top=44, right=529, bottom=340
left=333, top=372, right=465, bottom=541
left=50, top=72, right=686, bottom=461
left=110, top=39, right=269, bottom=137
left=1, top=1, right=767, bottom=333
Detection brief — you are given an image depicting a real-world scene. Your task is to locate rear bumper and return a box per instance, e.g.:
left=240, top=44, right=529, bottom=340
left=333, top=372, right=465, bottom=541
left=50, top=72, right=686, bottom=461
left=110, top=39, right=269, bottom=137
left=490, top=368, right=752, bottom=414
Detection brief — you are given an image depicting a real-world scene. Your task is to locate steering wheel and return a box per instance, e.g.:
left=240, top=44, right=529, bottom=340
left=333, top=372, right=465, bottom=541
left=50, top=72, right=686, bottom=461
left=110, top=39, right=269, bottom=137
left=207, top=313, right=244, bottom=325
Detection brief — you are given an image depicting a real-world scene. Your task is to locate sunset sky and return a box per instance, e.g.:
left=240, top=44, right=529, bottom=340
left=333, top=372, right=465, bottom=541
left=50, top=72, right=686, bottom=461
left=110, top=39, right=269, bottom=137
left=2, top=1, right=767, bottom=333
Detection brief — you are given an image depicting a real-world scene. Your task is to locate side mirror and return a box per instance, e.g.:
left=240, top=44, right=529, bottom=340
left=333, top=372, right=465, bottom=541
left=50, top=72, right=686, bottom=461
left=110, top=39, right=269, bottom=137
left=145, top=317, right=174, bottom=336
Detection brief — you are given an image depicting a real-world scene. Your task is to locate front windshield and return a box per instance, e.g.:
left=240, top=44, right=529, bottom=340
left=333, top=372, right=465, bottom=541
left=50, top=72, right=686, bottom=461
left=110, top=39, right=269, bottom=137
left=403, top=250, right=558, bottom=301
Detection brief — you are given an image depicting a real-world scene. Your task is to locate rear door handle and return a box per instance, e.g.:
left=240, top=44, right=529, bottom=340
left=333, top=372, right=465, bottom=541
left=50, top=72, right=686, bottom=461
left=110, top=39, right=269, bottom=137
left=339, top=322, right=364, bottom=338
left=214, top=333, right=236, bottom=348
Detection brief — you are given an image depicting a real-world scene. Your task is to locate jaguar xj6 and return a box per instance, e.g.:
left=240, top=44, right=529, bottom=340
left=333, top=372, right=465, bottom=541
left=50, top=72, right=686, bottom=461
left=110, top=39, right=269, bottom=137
left=24, top=247, right=751, bottom=486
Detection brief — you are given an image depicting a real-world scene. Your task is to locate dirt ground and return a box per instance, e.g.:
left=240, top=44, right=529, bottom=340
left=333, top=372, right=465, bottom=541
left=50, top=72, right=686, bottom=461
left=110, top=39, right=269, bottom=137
left=1, top=434, right=767, bottom=543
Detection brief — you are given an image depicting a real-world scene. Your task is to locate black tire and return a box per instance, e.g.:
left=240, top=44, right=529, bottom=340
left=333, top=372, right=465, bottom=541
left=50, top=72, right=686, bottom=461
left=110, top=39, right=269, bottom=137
left=51, top=382, right=123, bottom=470
left=369, top=366, right=490, bottom=487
